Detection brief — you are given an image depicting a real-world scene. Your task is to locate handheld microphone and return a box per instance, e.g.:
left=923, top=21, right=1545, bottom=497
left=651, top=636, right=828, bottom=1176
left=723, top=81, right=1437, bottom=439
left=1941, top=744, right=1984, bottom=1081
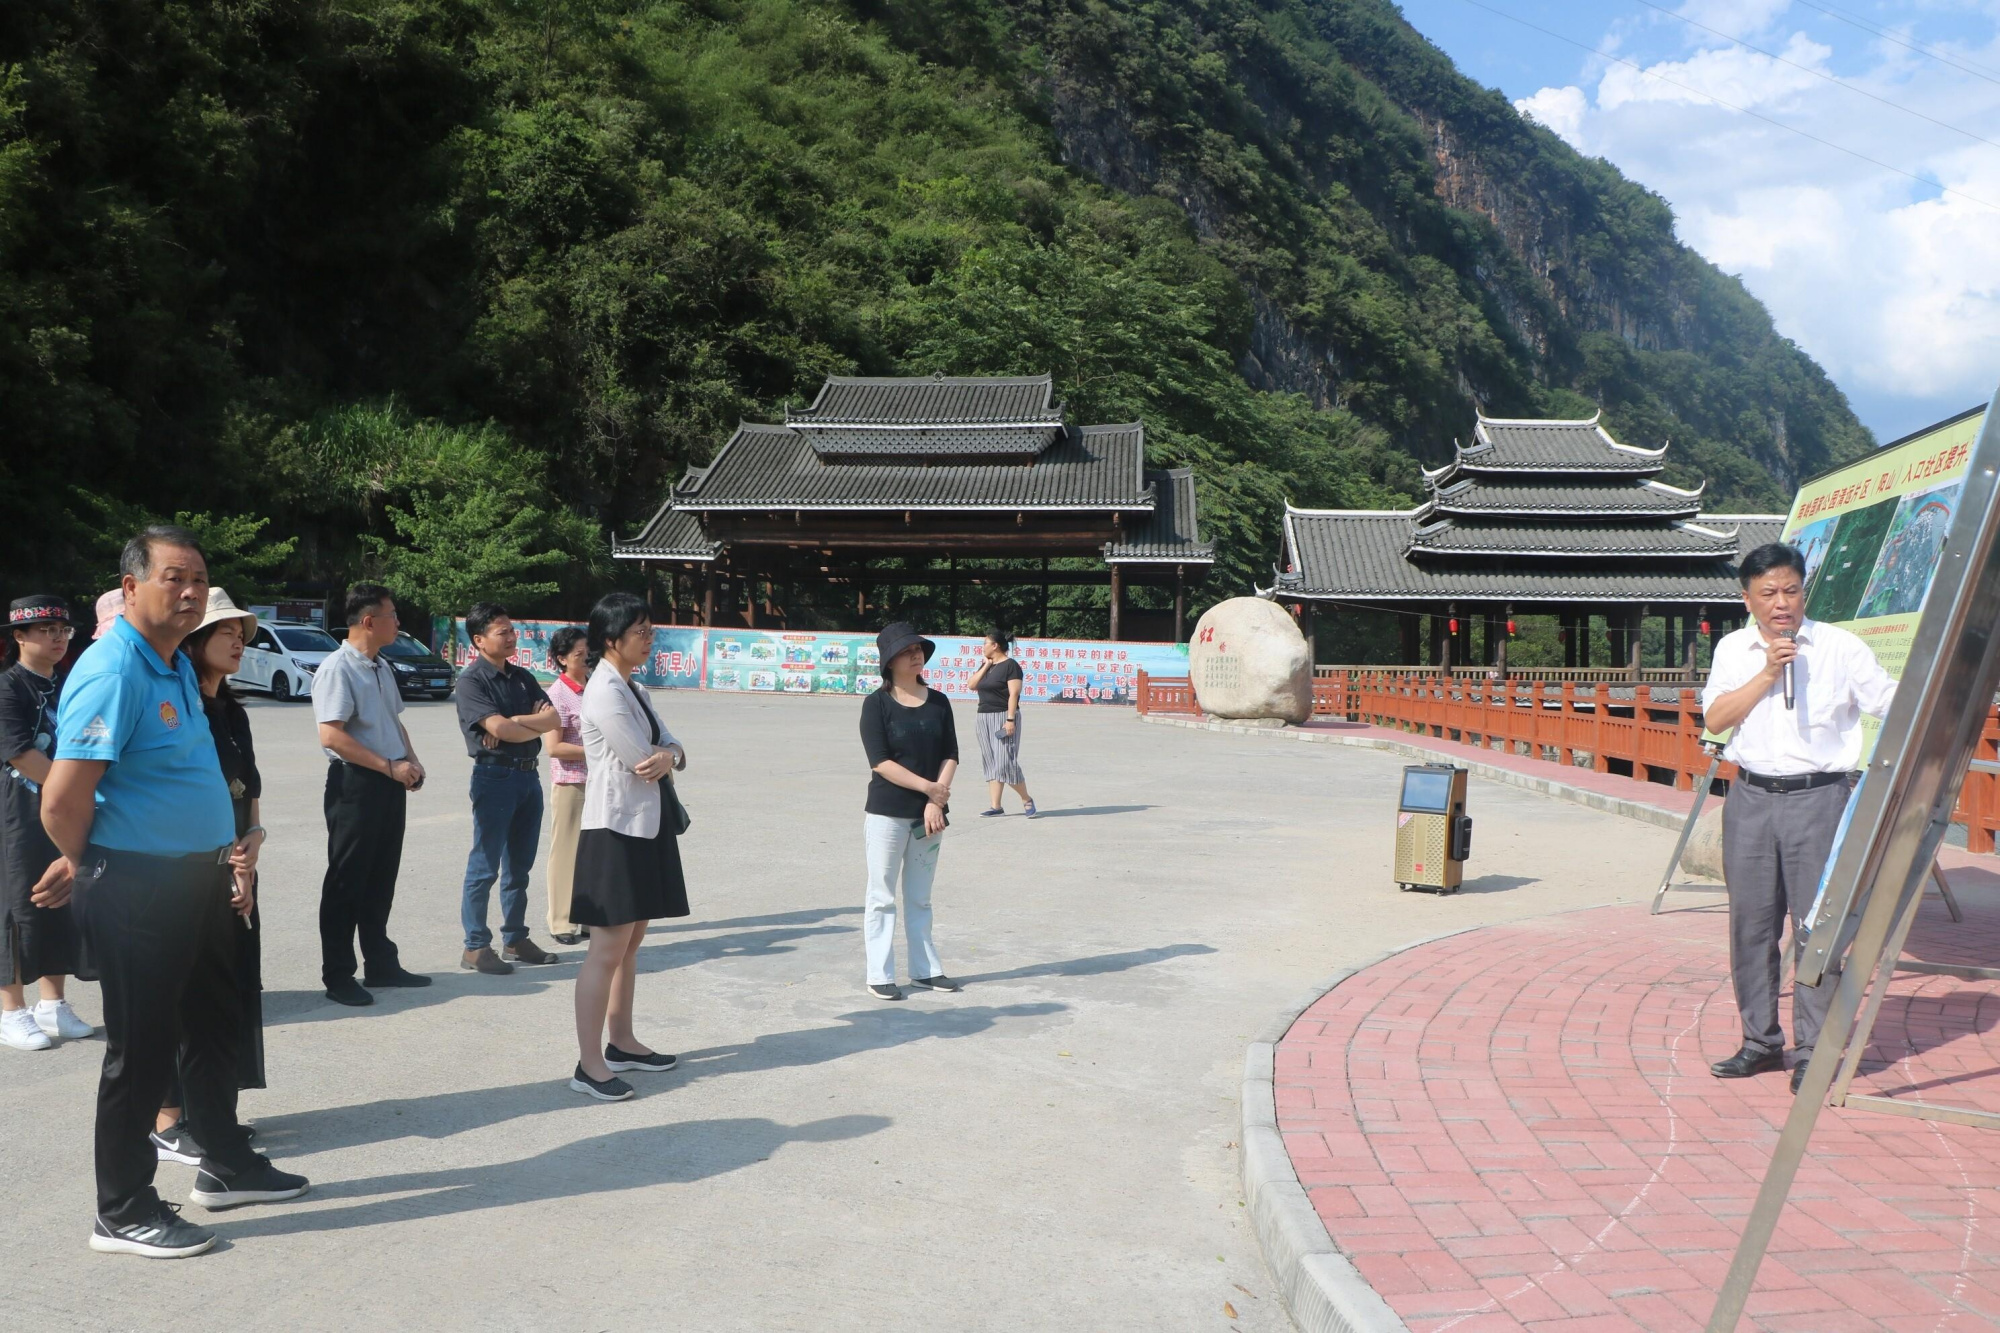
left=1781, top=627, right=1798, bottom=710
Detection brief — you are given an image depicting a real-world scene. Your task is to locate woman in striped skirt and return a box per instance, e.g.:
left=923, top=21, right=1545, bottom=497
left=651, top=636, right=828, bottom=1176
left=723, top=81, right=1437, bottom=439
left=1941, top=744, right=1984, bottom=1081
left=969, top=630, right=1036, bottom=818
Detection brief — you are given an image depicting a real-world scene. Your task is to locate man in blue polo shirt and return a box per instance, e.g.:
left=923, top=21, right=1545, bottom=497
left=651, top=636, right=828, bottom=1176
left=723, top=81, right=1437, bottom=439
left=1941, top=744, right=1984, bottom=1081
left=42, top=525, right=308, bottom=1260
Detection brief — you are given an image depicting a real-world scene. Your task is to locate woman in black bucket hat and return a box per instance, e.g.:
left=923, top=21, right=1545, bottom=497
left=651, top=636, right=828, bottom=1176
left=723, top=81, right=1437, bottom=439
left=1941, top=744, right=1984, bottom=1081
left=856, top=622, right=961, bottom=1000
left=0, top=596, right=94, bottom=1052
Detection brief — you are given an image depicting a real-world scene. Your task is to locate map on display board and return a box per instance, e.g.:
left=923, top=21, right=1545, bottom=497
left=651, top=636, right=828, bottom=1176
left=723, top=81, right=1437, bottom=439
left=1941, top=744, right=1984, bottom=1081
left=1779, top=404, right=1985, bottom=755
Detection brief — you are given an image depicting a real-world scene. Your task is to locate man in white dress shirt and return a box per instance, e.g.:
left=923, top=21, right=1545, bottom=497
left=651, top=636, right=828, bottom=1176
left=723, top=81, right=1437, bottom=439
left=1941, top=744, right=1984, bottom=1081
left=1700, top=542, right=1896, bottom=1093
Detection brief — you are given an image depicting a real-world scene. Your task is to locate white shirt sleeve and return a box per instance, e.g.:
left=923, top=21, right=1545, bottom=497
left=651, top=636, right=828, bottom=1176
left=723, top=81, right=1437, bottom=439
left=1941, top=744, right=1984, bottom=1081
left=1700, top=635, right=1757, bottom=711
left=1844, top=636, right=1897, bottom=719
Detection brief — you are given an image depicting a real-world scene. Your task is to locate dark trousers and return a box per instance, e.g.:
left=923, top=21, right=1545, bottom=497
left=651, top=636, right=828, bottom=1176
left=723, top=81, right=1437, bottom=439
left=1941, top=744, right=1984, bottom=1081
left=72, top=848, right=253, bottom=1225
left=1722, top=777, right=1852, bottom=1059
left=319, top=761, right=406, bottom=986
left=460, top=765, right=543, bottom=951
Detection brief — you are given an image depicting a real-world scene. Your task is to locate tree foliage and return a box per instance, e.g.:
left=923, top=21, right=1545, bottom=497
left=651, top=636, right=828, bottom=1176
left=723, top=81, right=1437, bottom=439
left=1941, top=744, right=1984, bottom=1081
left=0, top=0, right=1872, bottom=621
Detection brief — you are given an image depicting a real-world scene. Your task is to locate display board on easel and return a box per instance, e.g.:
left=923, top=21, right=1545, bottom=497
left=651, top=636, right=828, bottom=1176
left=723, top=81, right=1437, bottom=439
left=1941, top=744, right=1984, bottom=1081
left=1706, top=389, right=2000, bottom=1331
left=1651, top=406, right=1987, bottom=915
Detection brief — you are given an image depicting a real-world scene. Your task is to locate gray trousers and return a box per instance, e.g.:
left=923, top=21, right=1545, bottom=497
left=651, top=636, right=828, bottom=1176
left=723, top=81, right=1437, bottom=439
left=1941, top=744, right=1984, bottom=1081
left=1722, top=776, right=1853, bottom=1059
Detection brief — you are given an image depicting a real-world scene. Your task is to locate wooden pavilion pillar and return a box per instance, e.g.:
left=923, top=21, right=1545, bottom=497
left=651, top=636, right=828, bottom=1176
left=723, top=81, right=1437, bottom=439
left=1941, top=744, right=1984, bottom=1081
left=1298, top=601, right=1317, bottom=657
left=1606, top=614, right=1624, bottom=672
left=1578, top=612, right=1593, bottom=668
left=1039, top=559, right=1050, bottom=639
left=1399, top=613, right=1420, bottom=665
left=701, top=565, right=715, bottom=627
left=1628, top=609, right=1644, bottom=679
left=1108, top=562, right=1124, bottom=642
left=1173, top=565, right=1187, bottom=644
left=1561, top=611, right=1577, bottom=668
left=1428, top=612, right=1444, bottom=668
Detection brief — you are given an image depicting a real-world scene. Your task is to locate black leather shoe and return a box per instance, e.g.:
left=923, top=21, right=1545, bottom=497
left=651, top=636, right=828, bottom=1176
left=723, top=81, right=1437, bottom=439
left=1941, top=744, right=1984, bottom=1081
left=1791, top=1065, right=1806, bottom=1095
left=1709, top=1046, right=1783, bottom=1078
left=324, top=979, right=374, bottom=1007
left=363, top=968, right=432, bottom=988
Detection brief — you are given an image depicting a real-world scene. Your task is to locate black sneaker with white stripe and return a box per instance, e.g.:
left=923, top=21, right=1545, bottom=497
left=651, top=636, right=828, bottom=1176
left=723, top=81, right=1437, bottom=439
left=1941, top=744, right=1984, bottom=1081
left=604, top=1042, right=677, bottom=1073
left=150, top=1121, right=207, bottom=1166
left=90, top=1203, right=216, bottom=1258
left=189, top=1155, right=310, bottom=1209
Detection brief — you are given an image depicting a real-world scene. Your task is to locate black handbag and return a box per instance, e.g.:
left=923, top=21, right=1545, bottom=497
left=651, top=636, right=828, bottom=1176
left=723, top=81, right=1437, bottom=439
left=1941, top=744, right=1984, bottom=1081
left=627, top=678, right=691, bottom=835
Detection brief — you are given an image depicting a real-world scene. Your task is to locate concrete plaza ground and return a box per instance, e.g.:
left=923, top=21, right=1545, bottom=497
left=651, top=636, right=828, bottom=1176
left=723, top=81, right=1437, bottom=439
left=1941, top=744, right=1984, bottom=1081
left=1, top=691, right=1681, bottom=1332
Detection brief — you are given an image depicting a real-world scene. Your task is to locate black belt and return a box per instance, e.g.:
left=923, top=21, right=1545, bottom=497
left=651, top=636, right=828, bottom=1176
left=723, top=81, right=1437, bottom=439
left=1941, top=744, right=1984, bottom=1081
left=1740, top=769, right=1854, bottom=794
left=473, top=753, right=539, bottom=772
left=88, top=844, right=232, bottom=869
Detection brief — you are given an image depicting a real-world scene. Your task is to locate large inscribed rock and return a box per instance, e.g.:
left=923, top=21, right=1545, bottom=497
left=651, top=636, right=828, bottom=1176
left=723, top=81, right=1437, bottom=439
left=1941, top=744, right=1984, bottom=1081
left=1189, top=598, right=1312, bottom=724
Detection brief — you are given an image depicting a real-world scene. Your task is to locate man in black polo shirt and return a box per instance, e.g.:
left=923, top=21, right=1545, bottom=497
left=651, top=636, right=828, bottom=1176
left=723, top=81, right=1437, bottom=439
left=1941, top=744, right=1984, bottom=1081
left=455, top=603, right=563, bottom=974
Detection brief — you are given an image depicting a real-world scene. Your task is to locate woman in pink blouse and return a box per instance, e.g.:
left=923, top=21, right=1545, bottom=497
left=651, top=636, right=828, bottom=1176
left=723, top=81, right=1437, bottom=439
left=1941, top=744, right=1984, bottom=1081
left=543, top=628, right=590, bottom=944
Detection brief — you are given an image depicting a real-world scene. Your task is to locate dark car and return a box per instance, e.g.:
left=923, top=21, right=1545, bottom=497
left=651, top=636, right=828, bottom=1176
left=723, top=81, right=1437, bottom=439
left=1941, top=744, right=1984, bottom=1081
left=383, top=631, right=457, bottom=700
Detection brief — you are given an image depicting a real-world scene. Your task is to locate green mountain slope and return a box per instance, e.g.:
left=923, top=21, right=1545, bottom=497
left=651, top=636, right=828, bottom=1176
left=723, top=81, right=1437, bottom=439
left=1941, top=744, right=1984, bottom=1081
left=0, top=0, right=1869, bottom=616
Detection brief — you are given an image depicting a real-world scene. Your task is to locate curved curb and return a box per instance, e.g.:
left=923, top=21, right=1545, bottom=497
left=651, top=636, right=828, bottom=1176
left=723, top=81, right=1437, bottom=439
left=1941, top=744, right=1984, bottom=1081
left=1140, top=712, right=1688, bottom=833
left=1241, top=928, right=1483, bottom=1333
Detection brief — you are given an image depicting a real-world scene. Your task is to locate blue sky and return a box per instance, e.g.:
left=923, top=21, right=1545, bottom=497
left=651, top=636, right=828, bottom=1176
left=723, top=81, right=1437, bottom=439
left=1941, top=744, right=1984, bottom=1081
left=1389, top=0, right=2000, bottom=445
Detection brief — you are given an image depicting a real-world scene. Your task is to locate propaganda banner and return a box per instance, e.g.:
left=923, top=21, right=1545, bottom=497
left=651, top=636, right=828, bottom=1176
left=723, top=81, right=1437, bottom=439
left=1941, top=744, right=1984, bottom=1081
left=435, top=620, right=1187, bottom=704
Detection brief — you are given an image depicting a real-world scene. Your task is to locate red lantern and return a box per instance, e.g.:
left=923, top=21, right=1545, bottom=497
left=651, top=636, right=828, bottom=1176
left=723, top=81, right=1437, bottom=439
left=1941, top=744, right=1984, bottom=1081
left=1448, top=618, right=1459, bottom=634
left=1506, top=619, right=1517, bottom=636
left=1700, top=620, right=1711, bottom=634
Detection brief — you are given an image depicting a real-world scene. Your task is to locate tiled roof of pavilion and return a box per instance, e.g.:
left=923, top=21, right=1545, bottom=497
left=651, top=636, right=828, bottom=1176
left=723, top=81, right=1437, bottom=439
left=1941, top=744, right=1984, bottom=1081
left=1107, top=469, right=1213, bottom=564
left=1275, top=509, right=1785, bottom=604
left=786, top=374, right=1065, bottom=458
left=1269, top=412, right=1780, bottom=605
left=612, top=373, right=1212, bottom=568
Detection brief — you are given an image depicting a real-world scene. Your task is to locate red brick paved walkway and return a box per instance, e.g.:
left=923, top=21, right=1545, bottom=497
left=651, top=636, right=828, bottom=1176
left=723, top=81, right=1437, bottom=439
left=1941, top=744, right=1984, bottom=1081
left=1276, top=884, right=2000, bottom=1331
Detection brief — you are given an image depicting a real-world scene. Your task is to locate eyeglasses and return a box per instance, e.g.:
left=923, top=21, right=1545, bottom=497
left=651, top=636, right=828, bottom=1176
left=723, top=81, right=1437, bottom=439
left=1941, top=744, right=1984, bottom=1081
left=19, top=624, right=75, bottom=639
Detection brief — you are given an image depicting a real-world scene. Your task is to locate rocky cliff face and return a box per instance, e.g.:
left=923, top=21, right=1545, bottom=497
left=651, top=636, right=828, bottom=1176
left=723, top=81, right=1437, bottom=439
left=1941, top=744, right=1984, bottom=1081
left=1015, top=0, right=1871, bottom=502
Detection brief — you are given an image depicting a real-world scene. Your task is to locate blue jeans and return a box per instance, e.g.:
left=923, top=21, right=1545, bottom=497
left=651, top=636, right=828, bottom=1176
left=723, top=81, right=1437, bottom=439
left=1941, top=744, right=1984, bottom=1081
left=461, top=766, right=544, bottom=951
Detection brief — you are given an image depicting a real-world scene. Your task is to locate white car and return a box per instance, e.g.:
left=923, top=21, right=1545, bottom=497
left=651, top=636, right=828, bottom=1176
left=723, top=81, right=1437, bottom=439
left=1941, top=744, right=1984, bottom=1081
left=241, top=621, right=340, bottom=701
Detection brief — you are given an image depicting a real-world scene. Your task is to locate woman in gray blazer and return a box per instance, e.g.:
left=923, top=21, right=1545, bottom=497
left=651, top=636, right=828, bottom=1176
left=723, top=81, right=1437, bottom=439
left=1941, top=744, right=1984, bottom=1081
left=567, top=593, right=689, bottom=1102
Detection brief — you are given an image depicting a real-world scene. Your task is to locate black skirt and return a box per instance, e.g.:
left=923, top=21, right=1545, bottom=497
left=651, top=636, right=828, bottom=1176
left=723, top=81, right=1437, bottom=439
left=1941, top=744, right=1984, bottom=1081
left=571, top=824, right=689, bottom=927
left=1, top=776, right=90, bottom=986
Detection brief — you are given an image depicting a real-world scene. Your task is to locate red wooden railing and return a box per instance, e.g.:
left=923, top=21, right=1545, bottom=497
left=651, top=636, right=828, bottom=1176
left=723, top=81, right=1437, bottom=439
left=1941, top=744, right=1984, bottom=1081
left=1136, top=667, right=2000, bottom=851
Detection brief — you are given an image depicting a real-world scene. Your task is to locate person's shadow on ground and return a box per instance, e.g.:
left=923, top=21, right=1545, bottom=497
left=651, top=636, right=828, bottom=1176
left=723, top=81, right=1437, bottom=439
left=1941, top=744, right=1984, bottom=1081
left=248, top=1002, right=1064, bottom=1155
left=210, top=1116, right=890, bottom=1239
left=262, top=918, right=861, bottom=1026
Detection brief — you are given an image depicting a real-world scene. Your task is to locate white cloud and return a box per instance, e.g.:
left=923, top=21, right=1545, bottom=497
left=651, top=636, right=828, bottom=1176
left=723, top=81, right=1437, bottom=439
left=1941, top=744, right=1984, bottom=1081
left=1675, top=0, right=1793, bottom=42
left=1515, top=85, right=1589, bottom=146
left=1513, top=19, right=2000, bottom=437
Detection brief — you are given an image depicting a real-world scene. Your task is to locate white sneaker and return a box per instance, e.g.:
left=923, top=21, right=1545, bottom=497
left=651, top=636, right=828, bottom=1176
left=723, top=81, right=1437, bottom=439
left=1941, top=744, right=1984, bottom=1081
left=1, top=1007, right=53, bottom=1051
left=35, top=998, right=94, bottom=1040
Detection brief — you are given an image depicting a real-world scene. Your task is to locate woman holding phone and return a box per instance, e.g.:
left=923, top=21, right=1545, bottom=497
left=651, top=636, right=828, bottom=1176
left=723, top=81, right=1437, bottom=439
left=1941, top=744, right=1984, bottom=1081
left=567, top=593, right=688, bottom=1102
left=857, top=622, right=959, bottom=1001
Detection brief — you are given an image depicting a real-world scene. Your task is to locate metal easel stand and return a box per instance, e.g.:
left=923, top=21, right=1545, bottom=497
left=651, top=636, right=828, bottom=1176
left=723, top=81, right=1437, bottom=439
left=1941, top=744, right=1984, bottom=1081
left=1825, top=860, right=1991, bottom=1127
left=1650, top=746, right=1725, bottom=914
left=1706, top=387, right=2000, bottom=1333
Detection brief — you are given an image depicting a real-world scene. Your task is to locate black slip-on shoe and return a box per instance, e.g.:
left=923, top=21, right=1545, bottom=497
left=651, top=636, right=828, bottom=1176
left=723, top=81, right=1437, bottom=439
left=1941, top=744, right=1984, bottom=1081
left=867, top=983, right=905, bottom=1001
left=605, top=1043, right=677, bottom=1073
left=190, top=1156, right=309, bottom=1209
left=362, top=968, right=432, bottom=988
left=552, top=933, right=582, bottom=946
left=569, top=1064, right=635, bottom=1102
left=151, top=1122, right=206, bottom=1166
left=1709, top=1046, right=1784, bottom=1079
left=324, top=978, right=374, bottom=1007
left=1791, top=1064, right=1807, bottom=1095
left=90, top=1204, right=215, bottom=1258
left=910, top=975, right=962, bottom=993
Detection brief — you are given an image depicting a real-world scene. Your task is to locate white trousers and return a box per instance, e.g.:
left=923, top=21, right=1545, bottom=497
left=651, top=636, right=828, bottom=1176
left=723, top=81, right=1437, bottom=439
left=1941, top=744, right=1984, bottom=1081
left=862, top=813, right=944, bottom=985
